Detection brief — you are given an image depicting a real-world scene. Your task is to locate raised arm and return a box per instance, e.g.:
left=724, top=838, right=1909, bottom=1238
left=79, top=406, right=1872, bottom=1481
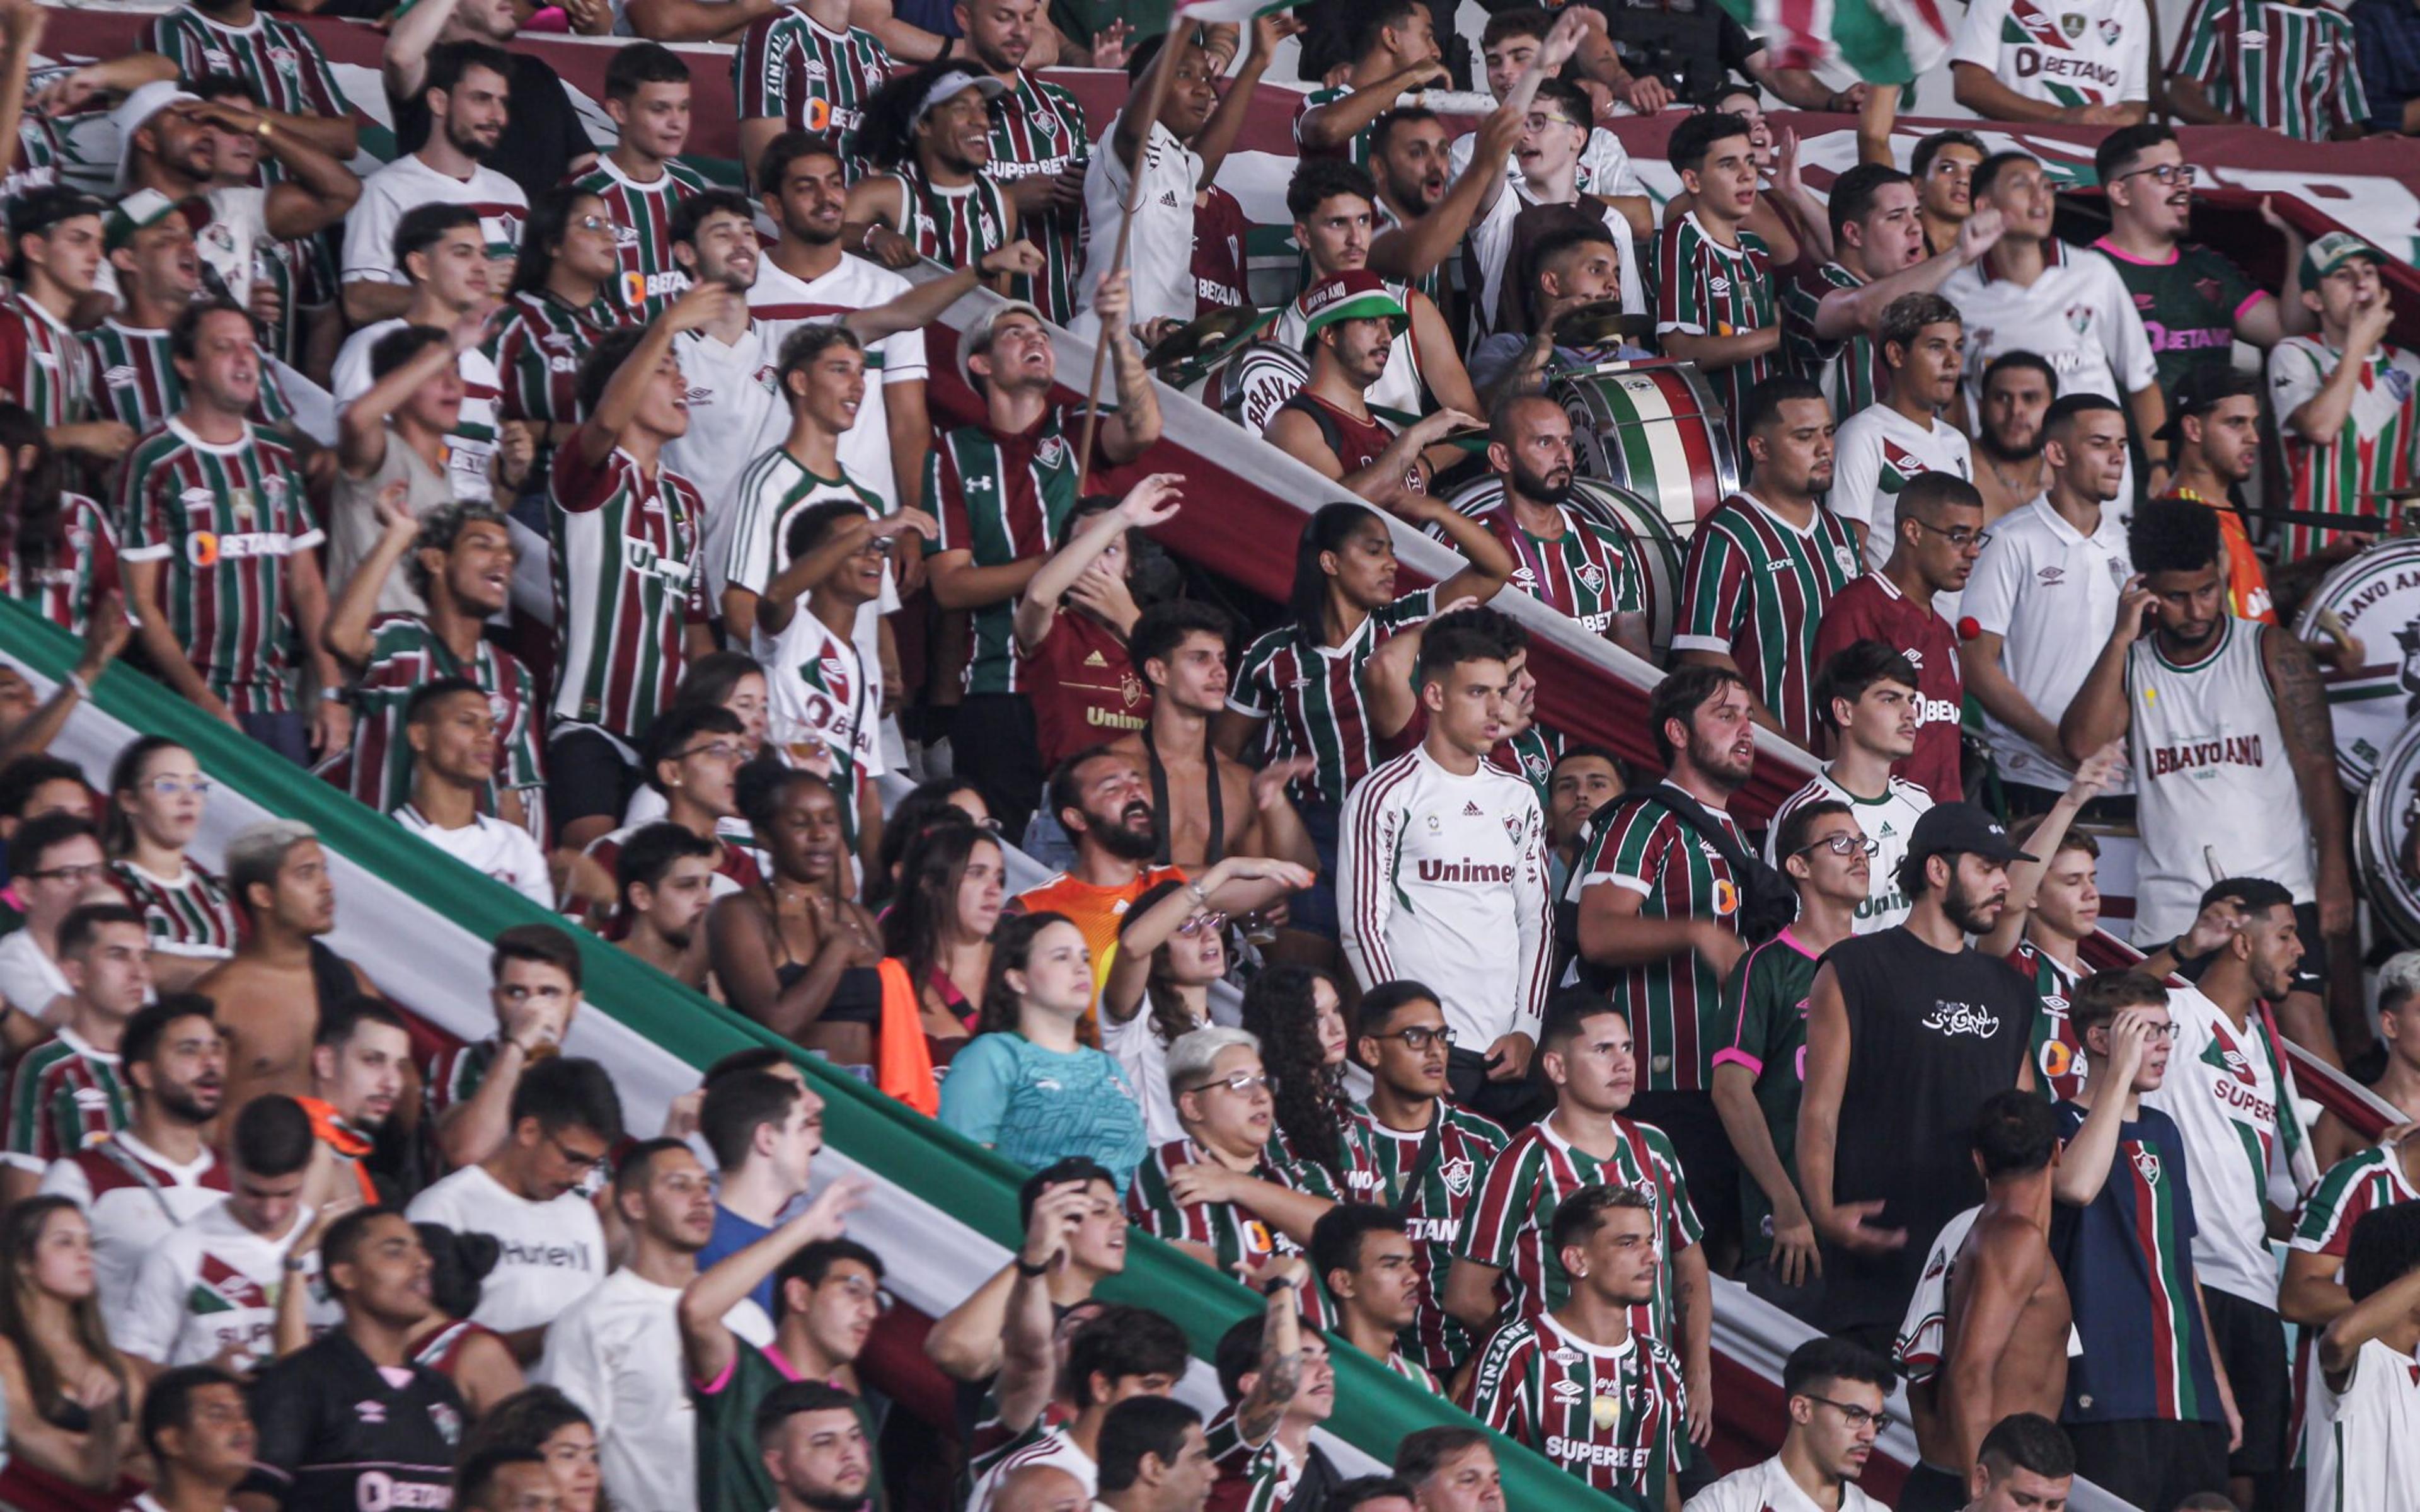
left=579, top=284, right=740, bottom=466
left=2059, top=576, right=2150, bottom=763
left=2286, top=298, right=2395, bottom=443
left=1977, top=743, right=2121, bottom=958
left=1015, top=476, right=1178, bottom=657
left=2050, top=1013, right=2150, bottom=1206
left=1369, top=108, right=1520, bottom=284
left=340, top=308, right=490, bottom=476
left=1818, top=207, right=2003, bottom=341
left=382, top=0, right=461, bottom=105
left=678, top=1177, right=867, bottom=1383
left=1102, top=832, right=1238, bottom=1026
left=322, top=484, right=418, bottom=667
left=1228, top=1254, right=1310, bottom=1445
left=1090, top=273, right=1161, bottom=463
left=1192, top=13, right=1301, bottom=187
left=1296, top=55, right=1448, bottom=152
left=843, top=241, right=1046, bottom=345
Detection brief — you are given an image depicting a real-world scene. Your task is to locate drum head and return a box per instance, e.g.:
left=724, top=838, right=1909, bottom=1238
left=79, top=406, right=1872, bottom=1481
left=1444, top=476, right=1686, bottom=658
left=1545, top=358, right=1739, bottom=537
left=1206, top=341, right=1310, bottom=437
left=2291, top=536, right=2420, bottom=791
left=2356, top=718, right=2420, bottom=946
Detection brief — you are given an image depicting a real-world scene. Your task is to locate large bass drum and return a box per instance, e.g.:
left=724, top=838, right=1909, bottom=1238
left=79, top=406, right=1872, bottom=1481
left=1445, top=476, right=1686, bottom=657
left=1196, top=341, right=1310, bottom=438
left=2291, top=536, right=2420, bottom=791
left=2356, top=718, right=2420, bottom=946
left=1546, top=358, right=1739, bottom=536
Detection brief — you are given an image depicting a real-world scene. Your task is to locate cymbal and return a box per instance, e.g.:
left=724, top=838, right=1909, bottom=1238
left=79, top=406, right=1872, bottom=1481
left=1146, top=304, right=1266, bottom=369
left=1553, top=300, right=1654, bottom=346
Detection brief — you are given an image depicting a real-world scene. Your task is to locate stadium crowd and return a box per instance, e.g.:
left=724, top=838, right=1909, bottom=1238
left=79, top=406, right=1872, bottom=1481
left=0, top=0, right=2412, bottom=1506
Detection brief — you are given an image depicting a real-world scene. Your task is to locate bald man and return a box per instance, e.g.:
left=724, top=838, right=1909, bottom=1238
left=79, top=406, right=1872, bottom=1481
left=994, top=1463, right=1090, bottom=1512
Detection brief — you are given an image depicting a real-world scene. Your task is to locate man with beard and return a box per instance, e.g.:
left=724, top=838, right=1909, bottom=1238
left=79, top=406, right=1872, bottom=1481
left=1828, top=295, right=1977, bottom=585
left=1814, top=473, right=1985, bottom=801
left=121, top=1093, right=338, bottom=1371
left=325, top=500, right=543, bottom=830
left=1674, top=377, right=1862, bottom=744
left=953, top=0, right=1089, bottom=324
left=1797, top=802, right=2038, bottom=1352
left=246, top=1210, right=467, bottom=1512
left=1340, top=617, right=1552, bottom=1115
left=758, top=1381, right=877, bottom=1512
left=2, top=190, right=127, bottom=464
left=120, top=302, right=343, bottom=764
left=1107, top=601, right=1317, bottom=874
left=384, top=0, right=594, bottom=199
left=1266, top=277, right=1474, bottom=509
left=1359, top=106, right=1495, bottom=320
left=136, top=0, right=354, bottom=161
left=1969, top=353, right=2058, bottom=524
left=609, top=825, right=718, bottom=990
left=40, top=994, right=228, bottom=1311
left=1015, top=747, right=1296, bottom=992
left=1272, top=159, right=1478, bottom=425
left=1462, top=1187, right=1690, bottom=1507
left=1686, top=1337, right=1891, bottom=1511
left=1910, top=130, right=1984, bottom=258
left=1783, top=166, right=2002, bottom=428
left=202, top=820, right=380, bottom=1126
left=1465, top=225, right=1644, bottom=404
left=542, top=1138, right=760, bottom=1511
left=1962, top=394, right=2137, bottom=816
left=846, top=64, right=1018, bottom=276
left=1463, top=396, right=1651, bottom=662
left=343, top=42, right=530, bottom=328
left=575, top=44, right=708, bottom=323
left=2087, top=124, right=2309, bottom=399
left=1566, top=667, right=1755, bottom=1251
left=299, top=997, right=410, bottom=1210
left=2061, top=498, right=2349, bottom=962
left=2153, top=368, right=2277, bottom=624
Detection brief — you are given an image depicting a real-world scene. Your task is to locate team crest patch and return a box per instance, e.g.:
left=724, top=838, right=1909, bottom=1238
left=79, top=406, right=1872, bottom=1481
left=1576, top=563, right=1606, bottom=592
left=1441, top=1155, right=1474, bottom=1197
left=2097, top=16, right=2121, bottom=43
left=428, top=1402, right=462, bottom=1446
left=2065, top=304, right=2095, bottom=335
left=2060, top=11, right=2086, bottom=36
left=1833, top=546, right=1857, bottom=574
left=1502, top=811, right=1527, bottom=846
left=2194, top=276, right=2224, bottom=306
left=2386, top=366, right=2416, bottom=403
left=1037, top=434, right=1067, bottom=469
left=2131, top=1145, right=2162, bottom=1185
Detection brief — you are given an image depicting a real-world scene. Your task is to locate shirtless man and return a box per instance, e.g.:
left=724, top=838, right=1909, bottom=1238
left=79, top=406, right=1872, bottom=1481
left=1968, top=352, right=2056, bottom=525
left=1895, top=1091, right=2073, bottom=1511
left=199, top=820, right=378, bottom=1124
left=1109, top=601, right=1318, bottom=876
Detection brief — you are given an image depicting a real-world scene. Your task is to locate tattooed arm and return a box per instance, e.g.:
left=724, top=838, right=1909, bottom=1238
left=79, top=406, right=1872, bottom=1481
left=1233, top=1255, right=1309, bottom=1445
left=2263, top=622, right=2359, bottom=1052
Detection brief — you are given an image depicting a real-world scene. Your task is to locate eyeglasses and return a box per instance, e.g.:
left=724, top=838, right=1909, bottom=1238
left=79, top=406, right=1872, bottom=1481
left=1176, top=910, right=1227, bottom=936
left=1794, top=833, right=1879, bottom=859
left=676, top=740, right=749, bottom=764
left=1371, top=1025, right=1458, bottom=1051
left=572, top=214, right=618, bottom=233
left=28, top=862, right=107, bottom=884
left=2116, top=162, right=2197, bottom=186
left=1187, top=1071, right=1272, bottom=1097
left=1801, top=1394, right=1886, bottom=1429
left=826, top=1274, right=896, bottom=1314
left=1911, top=519, right=1991, bottom=550
left=546, top=1131, right=610, bottom=1172
left=142, top=777, right=212, bottom=796
left=1522, top=113, right=1581, bottom=132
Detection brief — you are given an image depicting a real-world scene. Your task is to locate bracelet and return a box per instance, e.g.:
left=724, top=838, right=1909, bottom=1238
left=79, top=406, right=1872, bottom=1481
left=1186, top=881, right=1210, bottom=907
left=1014, top=1255, right=1051, bottom=1278
left=320, top=687, right=347, bottom=703
left=1260, top=1274, right=1296, bottom=1296
left=63, top=671, right=90, bottom=701
left=283, top=1252, right=310, bottom=1273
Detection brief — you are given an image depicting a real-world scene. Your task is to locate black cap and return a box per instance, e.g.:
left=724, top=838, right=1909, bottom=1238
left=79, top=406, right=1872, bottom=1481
left=1906, top=801, right=2037, bottom=865
left=7, top=186, right=108, bottom=241
left=2155, top=365, right=2261, bottom=443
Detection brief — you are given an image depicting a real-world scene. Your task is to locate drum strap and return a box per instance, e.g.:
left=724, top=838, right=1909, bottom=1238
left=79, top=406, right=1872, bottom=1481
left=1146, top=730, right=1224, bottom=867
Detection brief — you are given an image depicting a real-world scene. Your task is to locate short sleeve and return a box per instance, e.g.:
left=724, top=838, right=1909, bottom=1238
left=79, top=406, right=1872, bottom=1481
left=1959, top=526, right=2027, bottom=639
left=1656, top=220, right=1703, bottom=338
left=340, top=178, right=404, bottom=287
left=1711, top=951, right=1770, bottom=1079
left=935, top=1035, right=1012, bottom=1144
left=243, top=1356, right=316, bottom=1494
left=2268, top=339, right=2328, bottom=424
left=1672, top=521, right=1745, bottom=656
left=549, top=433, right=618, bottom=514
left=1652, top=1133, right=1706, bottom=1248
left=116, top=1240, right=187, bottom=1362
left=2169, top=0, right=2228, bottom=83
left=1452, top=1140, right=1533, bottom=1271
left=926, top=441, right=968, bottom=557
left=1951, top=0, right=2014, bottom=71
left=878, top=324, right=928, bottom=387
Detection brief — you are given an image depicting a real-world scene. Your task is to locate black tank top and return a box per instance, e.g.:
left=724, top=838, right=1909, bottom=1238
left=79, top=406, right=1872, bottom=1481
left=1822, top=925, right=2037, bottom=1329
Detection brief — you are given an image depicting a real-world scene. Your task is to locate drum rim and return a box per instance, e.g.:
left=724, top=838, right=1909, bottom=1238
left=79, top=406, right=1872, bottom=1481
left=2290, top=535, right=2420, bottom=788
left=2354, top=722, right=2420, bottom=946
left=1543, top=360, right=1743, bottom=508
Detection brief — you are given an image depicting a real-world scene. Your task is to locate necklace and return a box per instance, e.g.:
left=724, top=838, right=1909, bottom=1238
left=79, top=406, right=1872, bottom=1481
left=1984, top=453, right=2038, bottom=500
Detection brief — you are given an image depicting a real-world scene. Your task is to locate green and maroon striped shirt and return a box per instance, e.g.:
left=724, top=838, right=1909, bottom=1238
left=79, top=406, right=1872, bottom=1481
left=572, top=157, right=709, bottom=323
left=1673, top=492, right=1862, bottom=745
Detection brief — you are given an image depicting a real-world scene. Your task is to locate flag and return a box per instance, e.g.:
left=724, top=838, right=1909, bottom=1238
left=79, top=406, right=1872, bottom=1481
left=1170, top=0, right=1311, bottom=24
left=1720, top=0, right=1954, bottom=85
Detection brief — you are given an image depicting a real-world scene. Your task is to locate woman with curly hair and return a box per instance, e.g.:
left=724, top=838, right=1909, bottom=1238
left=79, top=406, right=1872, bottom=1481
left=403, top=1223, right=524, bottom=1422
left=0, top=1197, right=138, bottom=1496
left=460, top=1386, right=603, bottom=1512
left=1238, top=963, right=1358, bottom=1184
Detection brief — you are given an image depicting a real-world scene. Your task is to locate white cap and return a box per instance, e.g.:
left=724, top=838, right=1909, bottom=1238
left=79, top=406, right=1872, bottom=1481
left=111, top=81, right=202, bottom=188
left=911, top=69, right=1009, bottom=130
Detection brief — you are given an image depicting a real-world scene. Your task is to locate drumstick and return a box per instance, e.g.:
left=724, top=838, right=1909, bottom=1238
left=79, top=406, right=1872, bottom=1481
left=2313, top=607, right=2357, bottom=657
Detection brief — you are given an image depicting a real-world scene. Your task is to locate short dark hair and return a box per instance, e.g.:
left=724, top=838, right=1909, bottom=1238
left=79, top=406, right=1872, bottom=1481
left=233, top=1093, right=316, bottom=1177
left=1879, top=292, right=1961, bottom=357
left=616, top=822, right=720, bottom=902
left=756, top=130, right=843, bottom=197
left=168, top=299, right=253, bottom=365
left=604, top=39, right=689, bottom=100
left=1354, top=979, right=1441, bottom=1040
left=1395, top=1426, right=1490, bottom=1484
left=1332, top=1477, right=1419, bottom=1511
left=405, top=675, right=486, bottom=729
left=1780, top=1336, right=1896, bottom=1399
left=141, top=1363, right=246, bottom=1461
left=1311, top=1202, right=1404, bottom=1287
left=2201, top=875, right=2296, bottom=918
left=1973, top=1088, right=2060, bottom=1178
left=1348, top=0, right=1425, bottom=60
left=1978, top=1412, right=2074, bottom=1481
left=1414, top=620, right=1507, bottom=688
left=185, top=74, right=262, bottom=108
left=783, top=499, right=872, bottom=566
left=1828, top=162, right=1913, bottom=243
left=1524, top=222, right=1620, bottom=297
left=1096, top=1396, right=1202, bottom=1493
left=1045, top=744, right=1125, bottom=833
left=2343, top=1201, right=2420, bottom=1303
left=57, top=900, right=141, bottom=959
left=1287, top=158, right=1378, bottom=224
left=425, top=38, right=514, bottom=99
left=13, top=809, right=96, bottom=878
left=2069, top=969, right=2168, bottom=1038
left=492, top=922, right=583, bottom=992
left=640, top=704, right=747, bottom=796
left=393, top=203, right=484, bottom=273
left=669, top=187, right=756, bottom=249
left=1981, top=350, right=2058, bottom=399
left=0, top=755, right=86, bottom=821
left=508, top=1055, right=624, bottom=1144
left=1813, top=639, right=1918, bottom=735
left=773, top=1237, right=883, bottom=1324
left=1532, top=78, right=1592, bottom=134
left=577, top=325, right=652, bottom=421
left=1368, top=106, right=1441, bottom=161
left=613, top=1135, right=691, bottom=1192
left=369, top=323, right=449, bottom=382
left=1481, top=6, right=1552, bottom=47
left=1743, top=375, right=1828, bottom=440
left=1667, top=110, right=1749, bottom=175
left=122, top=992, right=215, bottom=1074
left=1548, top=1182, right=1652, bottom=1251
left=704, top=1046, right=792, bottom=1084
left=1127, top=601, right=1231, bottom=690
left=751, top=1378, right=860, bottom=1447
left=776, top=321, right=863, bottom=399
left=2128, top=495, right=2221, bottom=576
left=1539, top=983, right=1623, bottom=1055
left=1899, top=471, right=1985, bottom=522
left=315, top=994, right=408, bottom=1051
left=1063, top=1306, right=1190, bottom=1408
left=1214, top=1309, right=1315, bottom=1401
left=1969, top=150, right=2039, bottom=204
left=1017, top=1157, right=1117, bottom=1228
left=1909, top=128, right=1984, bottom=183
left=321, top=1203, right=406, bottom=1275
left=2093, top=120, right=2177, bottom=186
left=1773, top=798, right=1852, bottom=868
left=698, top=1069, right=803, bottom=1169
left=1649, top=662, right=1746, bottom=765
left=2043, top=391, right=2123, bottom=436
left=457, top=1446, right=545, bottom=1512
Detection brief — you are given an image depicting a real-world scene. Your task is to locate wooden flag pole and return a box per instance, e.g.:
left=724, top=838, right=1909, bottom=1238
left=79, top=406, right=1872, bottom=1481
left=1071, top=19, right=1187, bottom=498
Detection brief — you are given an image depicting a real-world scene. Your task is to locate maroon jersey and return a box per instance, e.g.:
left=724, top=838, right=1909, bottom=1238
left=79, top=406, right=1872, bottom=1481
left=1024, top=609, right=1150, bottom=769
left=1192, top=186, right=1250, bottom=312
left=1812, top=571, right=1966, bottom=801
left=1276, top=393, right=1425, bottom=496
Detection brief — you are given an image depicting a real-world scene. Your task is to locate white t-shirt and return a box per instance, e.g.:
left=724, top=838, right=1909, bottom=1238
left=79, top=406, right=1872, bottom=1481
left=720, top=448, right=899, bottom=684
left=199, top=186, right=270, bottom=309
left=1449, top=125, right=1646, bottom=202
left=342, top=153, right=529, bottom=287
left=37, top=1132, right=225, bottom=1315
left=1102, top=1001, right=1206, bottom=1148
left=1683, top=1455, right=1888, bottom=1512
left=755, top=603, right=885, bottom=786
left=2305, top=1336, right=2420, bottom=1512
left=1829, top=403, right=1976, bottom=574
left=1464, top=180, right=1645, bottom=341
left=669, top=324, right=790, bottom=594
left=331, top=319, right=504, bottom=505
left=117, top=1196, right=337, bottom=1367
left=397, top=805, right=555, bottom=910
left=1943, top=241, right=2157, bottom=486
left=1959, top=493, right=2136, bottom=792
left=971, top=1426, right=1097, bottom=1511
left=747, top=252, right=925, bottom=512
left=1764, top=769, right=1933, bottom=934
left=1071, top=115, right=1199, bottom=340
left=0, top=930, right=68, bottom=1023
left=1950, top=0, right=2150, bottom=109
left=405, top=1163, right=608, bottom=1333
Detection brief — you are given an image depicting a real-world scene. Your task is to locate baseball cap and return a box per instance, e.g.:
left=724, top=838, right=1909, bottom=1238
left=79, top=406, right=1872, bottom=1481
left=911, top=69, right=1009, bottom=130
left=105, top=190, right=213, bottom=252
left=957, top=299, right=1047, bottom=388
left=6, top=187, right=109, bottom=242
left=2153, top=364, right=2260, bottom=443
left=112, top=81, right=202, bottom=148
left=1905, top=801, right=2037, bottom=866
left=2300, top=231, right=2378, bottom=292
left=1296, top=271, right=1409, bottom=347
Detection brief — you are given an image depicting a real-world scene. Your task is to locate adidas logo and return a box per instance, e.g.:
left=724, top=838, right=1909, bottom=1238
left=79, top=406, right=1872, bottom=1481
left=1462, top=801, right=1484, bottom=817
left=1881, top=822, right=1896, bottom=837
left=1084, top=651, right=1107, bottom=667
